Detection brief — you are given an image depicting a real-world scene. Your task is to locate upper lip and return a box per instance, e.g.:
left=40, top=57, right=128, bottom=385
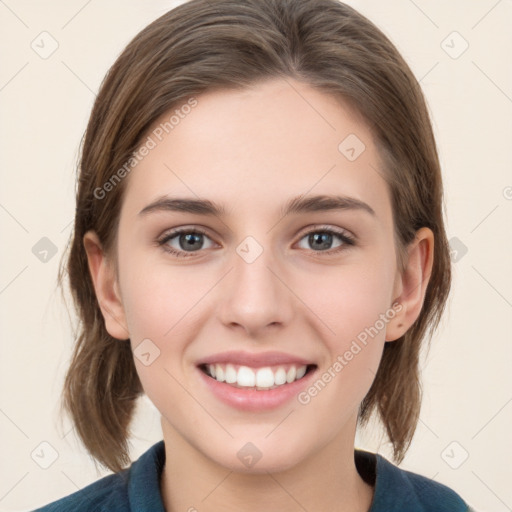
left=198, top=350, right=315, bottom=368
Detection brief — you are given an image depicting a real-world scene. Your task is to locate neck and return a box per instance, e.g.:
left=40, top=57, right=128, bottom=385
left=159, top=419, right=374, bottom=512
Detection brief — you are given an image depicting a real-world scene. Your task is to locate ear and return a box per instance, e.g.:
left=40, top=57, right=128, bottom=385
left=83, top=230, right=130, bottom=340
left=385, top=227, right=434, bottom=342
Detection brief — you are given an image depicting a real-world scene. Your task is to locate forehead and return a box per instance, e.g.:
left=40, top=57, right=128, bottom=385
left=120, top=78, right=391, bottom=225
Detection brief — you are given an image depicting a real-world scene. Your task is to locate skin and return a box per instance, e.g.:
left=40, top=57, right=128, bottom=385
left=84, top=78, right=433, bottom=512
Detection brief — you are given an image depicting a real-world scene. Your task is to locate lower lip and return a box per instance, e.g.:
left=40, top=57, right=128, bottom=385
left=197, top=366, right=317, bottom=411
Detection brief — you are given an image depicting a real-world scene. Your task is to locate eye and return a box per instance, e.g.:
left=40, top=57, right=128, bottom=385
left=157, top=228, right=216, bottom=258
left=157, top=225, right=355, bottom=259
left=296, top=226, right=355, bottom=254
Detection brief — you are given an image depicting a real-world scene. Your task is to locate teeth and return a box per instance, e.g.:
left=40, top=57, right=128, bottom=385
left=225, top=364, right=237, bottom=384
left=237, top=366, right=256, bottom=387
left=215, top=364, right=225, bottom=382
left=274, top=367, right=287, bottom=385
left=286, top=366, right=296, bottom=383
left=255, top=367, right=274, bottom=388
left=296, top=365, right=307, bottom=379
left=204, top=363, right=310, bottom=389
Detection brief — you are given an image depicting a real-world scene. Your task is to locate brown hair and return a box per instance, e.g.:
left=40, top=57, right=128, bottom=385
left=58, top=0, right=451, bottom=473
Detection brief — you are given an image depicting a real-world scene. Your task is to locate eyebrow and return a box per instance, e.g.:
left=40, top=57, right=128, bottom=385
left=138, top=194, right=375, bottom=218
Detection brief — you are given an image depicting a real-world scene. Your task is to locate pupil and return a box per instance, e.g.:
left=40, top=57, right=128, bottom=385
left=181, top=233, right=202, bottom=251
left=310, top=232, right=332, bottom=250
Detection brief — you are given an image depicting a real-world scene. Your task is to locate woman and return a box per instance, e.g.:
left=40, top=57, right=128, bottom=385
left=34, top=0, right=474, bottom=510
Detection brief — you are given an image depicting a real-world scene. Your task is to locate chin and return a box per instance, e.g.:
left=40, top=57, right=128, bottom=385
left=204, top=435, right=311, bottom=475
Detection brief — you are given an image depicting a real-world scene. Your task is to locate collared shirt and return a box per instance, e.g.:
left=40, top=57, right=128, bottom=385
left=33, top=440, right=472, bottom=511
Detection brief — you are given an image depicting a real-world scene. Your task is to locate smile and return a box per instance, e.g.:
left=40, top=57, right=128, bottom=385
left=199, top=363, right=315, bottom=390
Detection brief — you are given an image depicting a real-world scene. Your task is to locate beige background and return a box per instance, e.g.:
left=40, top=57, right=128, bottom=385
left=1, top=1, right=511, bottom=511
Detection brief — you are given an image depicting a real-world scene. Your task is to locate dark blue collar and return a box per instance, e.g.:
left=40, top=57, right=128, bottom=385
left=127, top=441, right=468, bottom=512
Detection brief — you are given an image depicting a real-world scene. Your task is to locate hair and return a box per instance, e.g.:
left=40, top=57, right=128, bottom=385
left=57, top=0, right=451, bottom=473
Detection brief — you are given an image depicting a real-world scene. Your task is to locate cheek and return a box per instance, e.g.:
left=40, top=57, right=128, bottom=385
left=119, top=252, right=209, bottom=342
left=119, top=258, right=207, bottom=410
left=303, top=257, right=396, bottom=342
left=297, top=256, right=396, bottom=398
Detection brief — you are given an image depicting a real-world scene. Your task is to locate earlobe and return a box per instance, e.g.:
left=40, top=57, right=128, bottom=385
left=385, top=227, right=434, bottom=342
left=83, top=230, right=130, bottom=340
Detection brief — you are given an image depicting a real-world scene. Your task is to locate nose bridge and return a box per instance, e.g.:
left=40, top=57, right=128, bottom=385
left=218, top=234, right=293, bottom=333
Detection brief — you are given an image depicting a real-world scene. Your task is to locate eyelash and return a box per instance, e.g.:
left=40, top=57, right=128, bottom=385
left=156, top=225, right=356, bottom=259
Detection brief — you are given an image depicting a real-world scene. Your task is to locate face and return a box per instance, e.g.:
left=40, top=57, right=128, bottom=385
left=89, top=78, right=418, bottom=473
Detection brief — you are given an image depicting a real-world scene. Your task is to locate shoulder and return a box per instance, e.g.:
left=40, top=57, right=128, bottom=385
left=31, top=471, right=130, bottom=512
left=385, top=461, right=470, bottom=512
left=32, top=441, right=166, bottom=512
left=356, top=449, right=472, bottom=512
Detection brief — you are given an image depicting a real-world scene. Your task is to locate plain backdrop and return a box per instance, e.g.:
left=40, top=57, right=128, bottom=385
left=1, top=1, right=511, bottom=511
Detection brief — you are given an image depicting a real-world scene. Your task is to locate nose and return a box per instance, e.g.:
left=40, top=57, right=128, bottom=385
left=217, top=240, right=295, bottom=337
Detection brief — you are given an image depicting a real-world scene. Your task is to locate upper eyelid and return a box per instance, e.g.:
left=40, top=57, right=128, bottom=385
left=158, top=226, right=214, bottom=244
left=296, top=224, right=354, bottom=238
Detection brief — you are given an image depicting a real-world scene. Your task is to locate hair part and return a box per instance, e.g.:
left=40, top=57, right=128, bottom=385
left=58, top=0, right=451, bottom=472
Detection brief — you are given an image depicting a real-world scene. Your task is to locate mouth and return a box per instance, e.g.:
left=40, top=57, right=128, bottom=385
left=198, top=362, right=317, bottom=391
left=195, top=350, right=319, bottom=411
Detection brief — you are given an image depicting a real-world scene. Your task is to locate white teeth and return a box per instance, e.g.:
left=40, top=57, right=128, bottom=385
left=296, top=365, right=307, bottom=379
left=274, top=367, right=287, bottom=385
left=225, top=364, right=237, bottom=384
left=205, top=363, right=310, bottom=389
left=286, top=366, right=296, bottom=383
left=215, top=364, right=225, bottom=382
left=237, top=366, right=255, bottom=387
left=255, top=367, right=274, bottom=388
